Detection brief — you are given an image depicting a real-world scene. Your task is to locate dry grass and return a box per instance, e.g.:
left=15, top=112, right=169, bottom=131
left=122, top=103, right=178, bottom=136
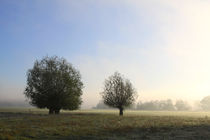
left=1, top=109, right=210, bottom=140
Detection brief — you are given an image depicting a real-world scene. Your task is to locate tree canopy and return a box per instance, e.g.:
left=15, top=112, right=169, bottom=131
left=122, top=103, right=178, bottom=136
left=24, top=56, right=83, bottom=114
left=101, top=72, right=137, bottom=115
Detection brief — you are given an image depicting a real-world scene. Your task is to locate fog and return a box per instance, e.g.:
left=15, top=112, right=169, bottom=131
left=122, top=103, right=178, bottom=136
left=1, top=1, right=210, bottom=109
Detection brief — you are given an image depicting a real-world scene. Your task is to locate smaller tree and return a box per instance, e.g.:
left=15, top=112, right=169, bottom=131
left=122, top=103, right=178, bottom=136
left=101, top=72, right=137, bottom=116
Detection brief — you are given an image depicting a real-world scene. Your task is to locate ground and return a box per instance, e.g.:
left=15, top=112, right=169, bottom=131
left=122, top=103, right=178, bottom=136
left=1, top=109, right=210, bottom=140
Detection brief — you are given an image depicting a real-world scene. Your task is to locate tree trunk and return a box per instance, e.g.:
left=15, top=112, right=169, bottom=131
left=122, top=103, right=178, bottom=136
left=119, top=108, right=123, bottom=116
left=55, top=109, right=60, bottom=114
left=49, top=108, right=54, bottom=114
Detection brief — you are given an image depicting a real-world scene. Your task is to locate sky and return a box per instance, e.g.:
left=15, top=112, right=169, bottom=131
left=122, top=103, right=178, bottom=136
left=1, top=0, right=210, bottom=108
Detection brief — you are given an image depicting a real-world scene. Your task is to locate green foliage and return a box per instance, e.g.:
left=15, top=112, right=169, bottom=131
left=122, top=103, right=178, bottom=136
left=24, top=56, right=83, bottom=114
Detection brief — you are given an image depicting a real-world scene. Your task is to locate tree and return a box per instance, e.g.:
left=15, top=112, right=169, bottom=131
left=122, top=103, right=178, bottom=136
left=136, top=99, right=175, bottom=111
left=92, top=100, right=110, bottom=109
left=101, top=72, right=137, bottom=116
left=200, top=96, right=210, bottom=111
left=136, top=101, right=159, bottom=110
left=159, top=99, right=175, bottom=111
left=24, top=56, right=83, bottom=114
left=175, top=100, right=191, bottom=111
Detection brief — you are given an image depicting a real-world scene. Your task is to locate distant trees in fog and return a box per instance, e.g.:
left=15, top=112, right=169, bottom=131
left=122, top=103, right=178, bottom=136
left=94, top=97, right=210, bottom=111
left=136, top=99, right=175, bottom=111
left=200, top=96, right=210, bottom=111
left=0, top=100, right=31, bottom=108
left=93, top=99, right=193, bottom=111
left=92, top=101, right=111, bottom=109
left=137, top=99, right=192, bottom=111
left=175, top=100, right=191, bottom=111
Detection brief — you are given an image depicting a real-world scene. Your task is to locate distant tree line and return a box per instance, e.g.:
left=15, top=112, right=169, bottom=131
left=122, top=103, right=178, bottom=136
left=93, top=99, right=192, bottom=111
left=92, top=101, right=111, bottom=109
left=0, top=100, right=31, bottom=108
left=93, top=96, right=210, bottom=111
left=200, top=96, right=210, bottom=111
left=136, top=99, right=191, bottom=111
left=136, top=99, right=175, bottom=111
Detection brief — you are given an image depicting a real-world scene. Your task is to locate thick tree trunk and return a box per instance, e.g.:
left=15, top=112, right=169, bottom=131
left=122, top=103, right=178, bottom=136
left=55, top=109, right=60, bottom=114
left=119, top=108, right=123, bottom=116
left=49, top=108, right=54, bottom=114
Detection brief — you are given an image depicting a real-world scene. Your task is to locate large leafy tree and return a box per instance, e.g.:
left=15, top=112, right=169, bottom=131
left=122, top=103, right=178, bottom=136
left=24, top=56, right=83, bottom=114
left=101, top=72, right=137, bottom=116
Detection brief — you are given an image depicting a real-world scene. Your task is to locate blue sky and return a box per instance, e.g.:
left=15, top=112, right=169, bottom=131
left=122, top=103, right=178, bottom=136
left=1, top=0, right=210, bottom=108
left=0, top=0, right=153, bottom=82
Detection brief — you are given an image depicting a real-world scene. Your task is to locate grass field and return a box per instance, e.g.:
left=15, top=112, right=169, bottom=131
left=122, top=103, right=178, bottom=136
left=1, top=109, right=210, bottom=140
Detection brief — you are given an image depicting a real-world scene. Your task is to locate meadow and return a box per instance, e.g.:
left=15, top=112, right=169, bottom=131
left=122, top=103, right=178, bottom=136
left=1, top=109, right=210, bottom=140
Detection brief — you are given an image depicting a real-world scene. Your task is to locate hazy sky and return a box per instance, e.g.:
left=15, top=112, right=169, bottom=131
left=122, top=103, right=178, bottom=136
left=1, top=0, right=210, bottom=108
